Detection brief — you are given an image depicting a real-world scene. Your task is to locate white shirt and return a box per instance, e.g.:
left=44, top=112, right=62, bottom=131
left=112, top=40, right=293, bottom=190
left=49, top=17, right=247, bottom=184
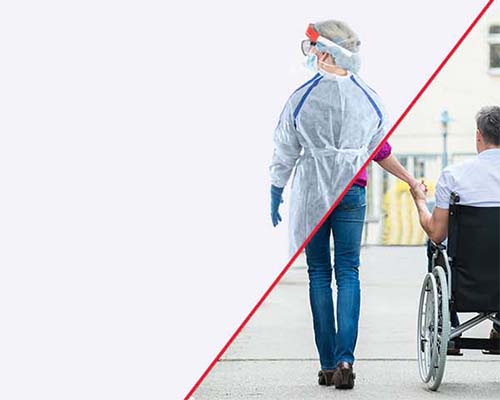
left=435, top=148, right=500, bottom=209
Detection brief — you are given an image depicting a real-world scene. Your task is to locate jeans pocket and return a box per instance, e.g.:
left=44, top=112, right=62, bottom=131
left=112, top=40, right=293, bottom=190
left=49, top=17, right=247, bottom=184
left=337, top=186, right=366, bottom=211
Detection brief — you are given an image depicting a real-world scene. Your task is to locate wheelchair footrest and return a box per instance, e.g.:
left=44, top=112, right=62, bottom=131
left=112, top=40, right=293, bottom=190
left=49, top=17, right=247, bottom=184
left=450, top=337, right=500, bottom=351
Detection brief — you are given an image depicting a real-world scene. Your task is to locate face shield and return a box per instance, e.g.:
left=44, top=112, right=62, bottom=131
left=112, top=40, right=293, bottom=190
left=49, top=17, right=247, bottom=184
left=301, top=23, right=361, bottom=73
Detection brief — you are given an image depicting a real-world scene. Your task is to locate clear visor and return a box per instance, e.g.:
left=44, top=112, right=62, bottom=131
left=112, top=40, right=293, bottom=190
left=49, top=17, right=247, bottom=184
left=316, top=39, right=354, bottom=57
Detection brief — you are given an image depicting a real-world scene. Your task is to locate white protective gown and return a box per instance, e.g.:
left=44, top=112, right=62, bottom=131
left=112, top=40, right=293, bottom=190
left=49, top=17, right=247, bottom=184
left=269, top=70, right=390, bottom=255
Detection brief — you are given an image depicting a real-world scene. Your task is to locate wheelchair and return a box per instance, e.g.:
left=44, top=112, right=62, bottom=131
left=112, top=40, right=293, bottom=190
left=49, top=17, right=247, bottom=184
left=417, top=192, right=500, bottom=390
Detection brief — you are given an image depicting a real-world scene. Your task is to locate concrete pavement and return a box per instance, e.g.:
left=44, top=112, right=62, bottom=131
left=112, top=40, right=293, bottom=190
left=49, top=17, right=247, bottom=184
left=194, top=246, right=499, bottom=399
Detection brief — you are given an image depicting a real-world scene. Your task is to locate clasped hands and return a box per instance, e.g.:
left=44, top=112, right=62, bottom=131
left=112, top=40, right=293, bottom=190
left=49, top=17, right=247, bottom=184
left=409, top=179, right=428, bottom=201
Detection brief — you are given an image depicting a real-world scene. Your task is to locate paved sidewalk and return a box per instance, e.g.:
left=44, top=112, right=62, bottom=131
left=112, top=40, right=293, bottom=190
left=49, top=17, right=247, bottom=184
left=194, top=246, right=499, bottom=399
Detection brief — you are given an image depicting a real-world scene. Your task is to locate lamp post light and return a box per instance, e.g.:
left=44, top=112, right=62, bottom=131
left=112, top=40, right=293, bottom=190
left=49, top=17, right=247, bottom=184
left=440, top=110, right=450, bottom=169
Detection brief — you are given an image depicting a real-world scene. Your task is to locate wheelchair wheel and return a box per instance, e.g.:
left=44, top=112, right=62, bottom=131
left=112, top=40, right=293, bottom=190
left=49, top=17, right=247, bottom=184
left=417, top=273, right=439, bottom=384
left=426, top=266, right=450, bottom=391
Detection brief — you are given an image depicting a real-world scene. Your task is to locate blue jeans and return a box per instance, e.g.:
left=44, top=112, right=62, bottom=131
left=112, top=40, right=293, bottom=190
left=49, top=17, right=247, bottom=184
left=305, top=185, right=366, bottom=369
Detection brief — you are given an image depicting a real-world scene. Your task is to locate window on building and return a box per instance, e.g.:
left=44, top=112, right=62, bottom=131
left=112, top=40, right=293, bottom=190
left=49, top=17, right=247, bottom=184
left=488, top=25, right=500, bottom=74
left=398, top=156, right=408, bottom=170
left=490, top=25, right=500, bottom=34
left=490, top=44, right=500, bottom=69
left=414, top=158, right=426, bottom=178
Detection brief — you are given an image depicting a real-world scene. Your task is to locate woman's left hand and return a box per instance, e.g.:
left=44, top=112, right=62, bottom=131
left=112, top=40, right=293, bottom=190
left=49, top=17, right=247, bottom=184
left=410, top=179, right=427, bottom=193
left=409, top=179, right=428, bottom=201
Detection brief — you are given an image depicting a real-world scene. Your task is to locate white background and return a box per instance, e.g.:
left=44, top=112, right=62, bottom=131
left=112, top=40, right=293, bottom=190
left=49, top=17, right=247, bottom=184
left=0, top=1, right=489, bottom=398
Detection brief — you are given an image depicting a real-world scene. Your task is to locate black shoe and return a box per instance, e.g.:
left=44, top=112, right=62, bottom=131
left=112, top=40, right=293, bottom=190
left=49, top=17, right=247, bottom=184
left=483, top=328, right=500, bottom=355
left=318, top=369, right=335, bottom=386
left=332, top=362, right=355, bottom=389
left=447, top=347, right=463, bottom=356
left=447, top=331, right=463, bottom=356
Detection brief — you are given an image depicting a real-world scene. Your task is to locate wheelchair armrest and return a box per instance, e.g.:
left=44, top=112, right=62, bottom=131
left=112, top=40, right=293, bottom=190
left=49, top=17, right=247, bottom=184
left=430, top=240, right=447, bottom=251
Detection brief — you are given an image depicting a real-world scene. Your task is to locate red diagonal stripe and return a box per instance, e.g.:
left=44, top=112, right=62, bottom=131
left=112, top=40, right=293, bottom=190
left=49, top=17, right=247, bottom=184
left=184, top=1, right=494, bottom=398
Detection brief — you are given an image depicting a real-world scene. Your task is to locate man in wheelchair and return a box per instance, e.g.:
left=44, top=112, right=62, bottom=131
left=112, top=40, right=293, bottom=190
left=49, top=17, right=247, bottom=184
left=408, top=106, right=500, bottom=389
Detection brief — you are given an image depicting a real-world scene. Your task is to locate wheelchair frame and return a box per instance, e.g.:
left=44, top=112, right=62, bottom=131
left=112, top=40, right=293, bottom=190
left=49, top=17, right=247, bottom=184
left=417, top=192, right=500, bottom=391
left=432, top=246, right=500, bottom=341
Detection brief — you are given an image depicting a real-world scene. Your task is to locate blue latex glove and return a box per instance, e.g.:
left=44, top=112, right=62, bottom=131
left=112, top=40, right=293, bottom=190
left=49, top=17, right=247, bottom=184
left=270, top=185, right=284, bottom=227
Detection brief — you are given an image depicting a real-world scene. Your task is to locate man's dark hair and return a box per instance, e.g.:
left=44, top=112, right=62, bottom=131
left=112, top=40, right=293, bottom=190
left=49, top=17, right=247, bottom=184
left=476, top=106, right=500, bottom=145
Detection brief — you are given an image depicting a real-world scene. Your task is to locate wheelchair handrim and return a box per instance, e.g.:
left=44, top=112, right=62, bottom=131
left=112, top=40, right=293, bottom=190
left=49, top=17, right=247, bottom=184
left=417, top=272, right=439, bottom=383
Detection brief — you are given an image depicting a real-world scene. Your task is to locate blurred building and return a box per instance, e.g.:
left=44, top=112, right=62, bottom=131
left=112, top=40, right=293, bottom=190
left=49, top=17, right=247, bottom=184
left=364, top=3, right=500, bottom=245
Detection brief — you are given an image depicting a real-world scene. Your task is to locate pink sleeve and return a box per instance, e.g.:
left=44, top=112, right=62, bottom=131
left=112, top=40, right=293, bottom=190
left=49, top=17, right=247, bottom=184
left=373, top=141, right=392, bottom=161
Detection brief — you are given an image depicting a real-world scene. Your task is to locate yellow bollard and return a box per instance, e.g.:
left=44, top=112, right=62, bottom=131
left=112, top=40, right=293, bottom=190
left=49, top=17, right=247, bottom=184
left=382, top=179, right=436, bottom=245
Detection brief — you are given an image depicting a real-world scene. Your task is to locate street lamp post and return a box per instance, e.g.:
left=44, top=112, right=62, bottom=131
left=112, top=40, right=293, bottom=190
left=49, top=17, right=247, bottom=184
left=441, top=110, right=450, bottom=169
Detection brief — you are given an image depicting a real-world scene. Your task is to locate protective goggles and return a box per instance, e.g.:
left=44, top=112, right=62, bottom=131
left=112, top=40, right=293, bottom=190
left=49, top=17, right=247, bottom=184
left=300, top=24, right=320, bottom=55
left=301, top=39, right=316, bottom=56
left=301, top=23, right=355, bottom=57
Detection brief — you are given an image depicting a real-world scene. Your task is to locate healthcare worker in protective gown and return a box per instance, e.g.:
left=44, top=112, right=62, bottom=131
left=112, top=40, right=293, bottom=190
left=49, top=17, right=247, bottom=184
left=269, top=20, right=423, bottom=389
left=270, top=21, right=390, bottom=256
